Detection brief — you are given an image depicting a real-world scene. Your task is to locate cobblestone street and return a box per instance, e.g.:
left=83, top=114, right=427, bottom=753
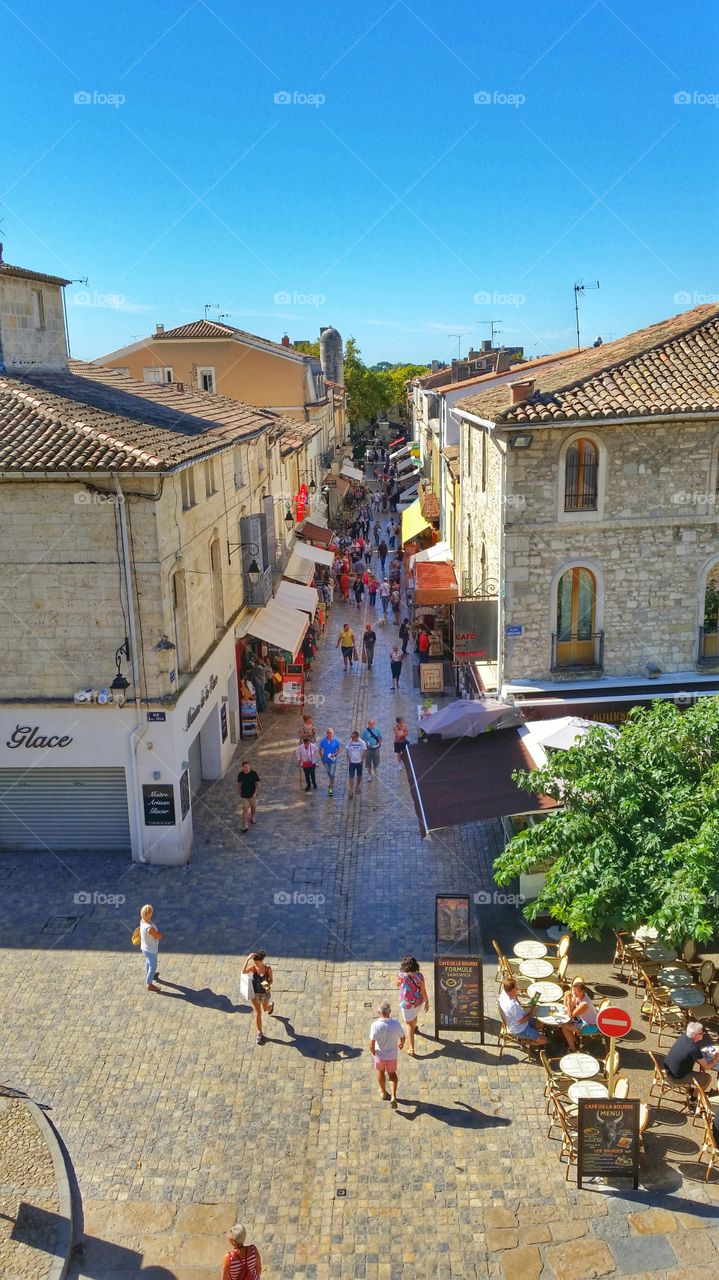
left=1, top=582, right=719, bottom=1278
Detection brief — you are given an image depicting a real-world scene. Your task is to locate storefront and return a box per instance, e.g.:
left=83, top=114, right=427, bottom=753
left=0, top=631, right=239, bottom=865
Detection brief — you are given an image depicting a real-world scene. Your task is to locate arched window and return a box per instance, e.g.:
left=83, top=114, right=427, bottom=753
left=700, top=563, right=719, bottom=661
left=564, top=438, right=598, bottom=512
left=554, top=566, right=600, bottom=668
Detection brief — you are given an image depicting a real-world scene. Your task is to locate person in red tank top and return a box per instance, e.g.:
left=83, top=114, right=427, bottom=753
left=221, top=1223, right=261, bottom=1279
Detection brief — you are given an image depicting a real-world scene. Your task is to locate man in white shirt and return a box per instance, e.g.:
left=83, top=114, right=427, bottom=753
left=369, top=1001, right=405, bottom=1108
left=346, top=730, right=367, bottom=799
left=498, top=977, right=547, bottom=1046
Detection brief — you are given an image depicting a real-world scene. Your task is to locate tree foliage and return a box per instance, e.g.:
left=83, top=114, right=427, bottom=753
left=345, top=339, right=428, bottom=429
left=293, top=340, right=320, bottom=358
left=493, top=699, right=719, bottom=943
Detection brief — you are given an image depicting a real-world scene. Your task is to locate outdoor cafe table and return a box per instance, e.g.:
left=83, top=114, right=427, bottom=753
left=568, top=1080, right=609, bottom=1102
left=528, top=981, right=564, bottom=1002
left=645, top=945, right=677, bottom=963
left=560, top=1052, right=601, bottom=1079
left=658, top=966, right=694, bottom=986
left=633, top=926, right=659, bottom=942
left=519, top=958, right=555, bottom=979
left=669, top=985, right=706, bottom=1008
left=536, top=1005, right=571, bottom=1027
left=513, top=940, right=548, bottom=960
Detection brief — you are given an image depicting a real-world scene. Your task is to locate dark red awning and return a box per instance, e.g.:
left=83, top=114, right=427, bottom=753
left=415, top=561, right=458, bottom=605
left=298, top=521, right=335, bottom=548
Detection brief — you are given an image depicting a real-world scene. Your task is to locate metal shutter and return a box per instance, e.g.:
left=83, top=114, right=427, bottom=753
left=187, top=734, right=203, bottom=795
left=0, top=768, right=131, bottom=852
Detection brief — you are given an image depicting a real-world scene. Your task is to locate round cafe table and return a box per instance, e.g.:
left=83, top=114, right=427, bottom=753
left=519, top=958, right=555, bottom=979
left=669, top=985, right=706, bottom=1008
left=513, top=940, right=548, bottom=960
left=527, top=981, right=564, bottom=1002
left=536, top=1005, right=571, bottom=1027
left=634, top=926, right=659, bottom=943
left=560, top=1052, right=601, bottom=1079
left=568, top=1080, right=609, bottom=1102
left=644, top=945, right=677, bottom=963
left=658, top=966, right=693, bottom=986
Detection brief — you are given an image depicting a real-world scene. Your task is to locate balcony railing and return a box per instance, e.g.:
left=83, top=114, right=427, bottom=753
left=698, top=626, right=719, bottom=664
left=551, top=631, right=604, bottom=673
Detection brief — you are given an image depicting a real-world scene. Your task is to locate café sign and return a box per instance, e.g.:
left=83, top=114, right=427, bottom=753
left=7, top=725, right=73, bottom=749
left=185, top=674, right=218, bottom=731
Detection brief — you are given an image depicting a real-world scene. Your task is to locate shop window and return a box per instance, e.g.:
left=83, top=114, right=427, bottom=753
left=564, top=438, right=598, bottom=511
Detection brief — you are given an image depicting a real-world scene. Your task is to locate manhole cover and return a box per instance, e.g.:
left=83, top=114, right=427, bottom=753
left=42, top=916, right=79, bottom=933
left=368, top=968, right=394, bottom=991
left=292, top=868, right=324, bottom=886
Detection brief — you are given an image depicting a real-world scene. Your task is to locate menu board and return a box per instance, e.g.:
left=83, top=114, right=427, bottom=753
left=435, top=895, right=471, bottom=952
left=434, top=955, right=484, bottom=1041
left=577, top=1099, right=640, bottom=1188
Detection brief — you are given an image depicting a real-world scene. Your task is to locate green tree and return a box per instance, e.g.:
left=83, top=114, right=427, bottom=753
left=493, top=699, right=719, bottom=943
left=344, top=336, right=392, bottom=428
left=293, top=340, right=320, bottom=357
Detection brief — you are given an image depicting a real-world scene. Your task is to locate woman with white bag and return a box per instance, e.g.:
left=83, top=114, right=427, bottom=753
left=241, top=950, right=274, bottom=1046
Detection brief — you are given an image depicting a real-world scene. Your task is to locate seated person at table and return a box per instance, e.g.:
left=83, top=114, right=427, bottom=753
left=561, top=977, right=599, bottom=1050
left=499, top=978, right=547, bottom=1046
left=664, top=1022, right=718, bottom=1092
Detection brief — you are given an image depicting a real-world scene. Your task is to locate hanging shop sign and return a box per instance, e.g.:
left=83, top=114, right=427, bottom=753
left=453, top=599, right=499, bottom=662
left=185, top=674, right=219, bottom=731
left=295, top=483, right=309, bottom=523
left=179, top=770, right=191, bottom=820
left=142, top=784, right=176, bottom=827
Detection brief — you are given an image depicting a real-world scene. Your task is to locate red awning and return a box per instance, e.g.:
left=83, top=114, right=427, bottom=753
left=389, top=435, right=405, bottom=448
left=404, top=730, right=558, bottom=836
left=298, top=521, right=335, bottom=548
left=414, top=560, right=459, bottom=605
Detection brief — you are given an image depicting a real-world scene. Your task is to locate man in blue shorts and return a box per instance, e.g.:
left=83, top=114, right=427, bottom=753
left=499, top=978, right=547, bottom=1046
left=319, top=727, right=342, bottom=797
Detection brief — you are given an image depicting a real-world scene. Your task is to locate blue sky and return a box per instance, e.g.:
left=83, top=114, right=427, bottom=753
left=1, top=1, right=717, bottom=365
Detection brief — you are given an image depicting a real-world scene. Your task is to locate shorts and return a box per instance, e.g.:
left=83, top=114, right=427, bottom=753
left=401, top=1003, right=423, bottom=1025
left=365, top=747, right=380, bottom=770
left=517, top=1023, right=544, bottom=1041
left=348, top=762, right=363, bottom=778
left=374, top=1055, right=398, bottom=1072
left=394, top=741, right=408, bottom=755
left=391, top=662, right=402, bottom=678
left=341, top=646, right=353, bottom=658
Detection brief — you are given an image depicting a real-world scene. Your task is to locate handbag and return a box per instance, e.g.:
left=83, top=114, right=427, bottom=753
left=131, top=926, right=141, bottom=947
left=239, top=971, right=253, bottom=1001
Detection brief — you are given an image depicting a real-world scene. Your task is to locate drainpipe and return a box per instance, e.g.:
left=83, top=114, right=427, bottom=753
left=113, top=475, right=147, bottom=862
left=496, top=438, right=506, bottom=697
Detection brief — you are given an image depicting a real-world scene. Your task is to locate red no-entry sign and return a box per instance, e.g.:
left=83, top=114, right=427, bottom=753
left=597, top=1006, right=632, bottom=1038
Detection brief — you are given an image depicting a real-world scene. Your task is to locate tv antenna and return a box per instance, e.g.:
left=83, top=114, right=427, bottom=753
left=204, top=303, right=229, bottom=322
left=448, top=331, right=471, bottom=359
left=62, top=276, right=90, bottom=358
left=573, top=279, right=600, bottom=351
left=478, top=319, right=503, bottom=345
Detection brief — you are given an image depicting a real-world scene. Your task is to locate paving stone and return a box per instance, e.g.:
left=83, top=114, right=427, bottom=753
left=609, top=1234, right=677, bottom=1274
left=675, top=1209, right=719, bottom=1230
left=111, top=1201, right=177, bottom=1236
left=549, top=1220, right=590, bottom=1243
left=518, top=1224, right=551, bottom=1245
left=628, top=1208, right=677, bottom=1235
left=487, top=1229, right=519, bottom=1251
left=175, top=1204, right=239, bottom=1236
left=486, top=1208, right=519, bottom=1229
left=546, top=1238, right=616, bottom=1280
left=501, top=1245, right=542, bottom=1280
left=666, top=1229, right=719, bottom=1265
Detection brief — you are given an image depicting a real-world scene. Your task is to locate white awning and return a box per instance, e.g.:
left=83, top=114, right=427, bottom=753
left=411, top=540, right=452, bottom=567
left=275, top=580, right=319, bottom=615
left=300, top=511, right=328, bottom=529
left=284, top=551, right=315, bottom=585
left=396, top=468, right=421, bottom=490
left=397, top=484, right=419, bottom=509
left=340, top=462, right=364, bottom=482
left=293, top=540, right=335, bottom=567
left=240, top=602, right=308, bottom=659
left=397, top=455, right=417, bottom=474
left=390, top=443, right=411, bottom=462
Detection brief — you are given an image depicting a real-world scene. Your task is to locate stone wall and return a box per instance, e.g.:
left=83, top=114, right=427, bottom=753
left=459, top=420, right=503, bottom=594
left=0, top=277, right=68, bottom=371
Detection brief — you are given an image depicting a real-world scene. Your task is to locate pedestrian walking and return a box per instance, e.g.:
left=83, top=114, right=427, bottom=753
left=388, top=520, right=397, bottom=550
left=220, top=1224, right=261, bottom=1279
left=373, top=519, right=381, bottom=544
left=380, top=579, right=391, bottom=615
left=353, top=574, right=365, bottom=608
left=298, top=712, right=315, bottom=742
left=418, top=627, right=431, bottom=664
left=296, top=738, right=319, bottom=791
left=318, top=727, right=342, bottom=796
left=389, top=643, right=405, bottom=690
left=364, top=543, right=372, bottom=566
left=361, top=623, right=377, bottom=670
left=361, top=719, right=382, bottom=780
left=398, top=618, right=410, bottom=655
left=395, top=956, right=430, bottom=1056
left=346, top=730, right=367, bottom=799
left=236, top=761, right=260, bottom=833
left=378, top=540, right=388, bottom=573
left=369, top=1001, right=405, bottom=1108
left=393, top=716, right=410, bottom=763
left=368, top=574, right=378, bottom=607
left=139, top=904, right=162, bottom=992
left=242, top=950, right=274, bottom=1045
left=406, top=572, right=415, bottom=612
left=390, top=585, right=401, bottom=621
left=339, top=569, right=350, bottom=602
left=336, top=622, right=356, bottom=672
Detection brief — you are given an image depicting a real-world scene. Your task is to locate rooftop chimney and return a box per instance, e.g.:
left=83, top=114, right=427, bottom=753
left=155, top=323, right=165, bottom=335
left=281, top=334, right=290, bottom=346
left=481, top=339, right=492, bottom=353
left=509, top=378, right=535, bottom=406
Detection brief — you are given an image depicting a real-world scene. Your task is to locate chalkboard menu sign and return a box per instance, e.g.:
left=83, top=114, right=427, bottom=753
left=434, top=955, right=484, bottom=1042
left=577, top=1098, right=639, bottom=1189
left=179, top=770, right=191, bottom=820
left=142, top=784, right=176, bottom=827
left=435, top=894, right=471, bottom=953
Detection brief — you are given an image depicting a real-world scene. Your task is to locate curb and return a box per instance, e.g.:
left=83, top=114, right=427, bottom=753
left=22, top=1098, right=74, bottom=1280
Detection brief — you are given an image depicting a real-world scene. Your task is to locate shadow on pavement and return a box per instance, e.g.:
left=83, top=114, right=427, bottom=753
left=155, top=980, right=237, bottom=1012
left=271, top=1015, right=362, bottom=1061
left=68, top=1236, right=176, bottom=1278
left=394, top=1099, right=512, bottom=1128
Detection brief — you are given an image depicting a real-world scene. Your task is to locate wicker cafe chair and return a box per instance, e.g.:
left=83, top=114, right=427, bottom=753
left=613, top=1075, right=630, bottom=1099
left=554, top=1105, right=579, bottom=1179
left=613, top=930, right=645, bottom=978
left=681, top=938, right=699, bottom=966
left=491, top=939, right=522, bottom=985
left=539, top=1050, right=573, bottom=1106
left=546, top=1082, right=578, bottom=1139
left=638, top=1102, right=651, bottom=1151
left=545, top=932, right=571, bottom=962
left=555, top=955, right=570, bottom=989
left=645, top=988, right=687, bottom=1045
left=698, top=1117, right=719, bottom=1181
left=648, top=1050, right=695, bottom=1112
left=496, top=1003, right=540, bottom=1062
left=693, top=1083, right=719, bottom=1131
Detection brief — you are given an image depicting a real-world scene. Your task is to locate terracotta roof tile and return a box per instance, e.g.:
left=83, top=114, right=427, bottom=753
left=154, top=319, right=308, bottom=359
left=456, top=304, right=719, bottom=426
left=0, top=262, right=72, bottom=286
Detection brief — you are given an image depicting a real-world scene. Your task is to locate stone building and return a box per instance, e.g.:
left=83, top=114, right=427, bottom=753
left=0, top=256, right=329, bottom=863
left=454, top=304, right=719, bottom=709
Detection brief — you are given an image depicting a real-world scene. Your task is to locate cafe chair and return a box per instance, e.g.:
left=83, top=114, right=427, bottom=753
left=613, top=1075, right=630, bottom=1099
left=546, top=1084, right=578, bottom=1139
left=697, top=959, right=716, bottom=992
left=555, top=955, right=570, bottom=989
left=648, top=1050, right=695, bottom=1112
left=539, top=1050, right=573, bottom=1103
left=491, top=939, right=522, bottom=985
left=544, top=933, right=571, bottom=971
left=612, top=930, right=640, bottom=978
left=638, top=1102, right=651, bottom=1152
left=680, top=938, right=699, bottom=966
left=596, top=1048, right=621, bottom=1081
left=693, top=1083, right=719, bottom=1130
left=698, top=1117, right=719, bottom=1181
left=554, top=1105, right=579, bottom=1179
left=496, top=1003, right=540, bottom=1062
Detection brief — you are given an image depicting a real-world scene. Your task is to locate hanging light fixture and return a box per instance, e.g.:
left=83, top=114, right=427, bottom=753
left=309, top=475, right=317, bottom=495
left=246, top=556, right=261, bottom=585
left=284, top=505, right=294, bottom=528
left=110, top=638, right=131, bottom=692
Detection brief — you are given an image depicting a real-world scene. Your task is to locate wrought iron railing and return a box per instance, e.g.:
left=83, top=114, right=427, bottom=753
left=551, top=631, right=604, bottom=672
